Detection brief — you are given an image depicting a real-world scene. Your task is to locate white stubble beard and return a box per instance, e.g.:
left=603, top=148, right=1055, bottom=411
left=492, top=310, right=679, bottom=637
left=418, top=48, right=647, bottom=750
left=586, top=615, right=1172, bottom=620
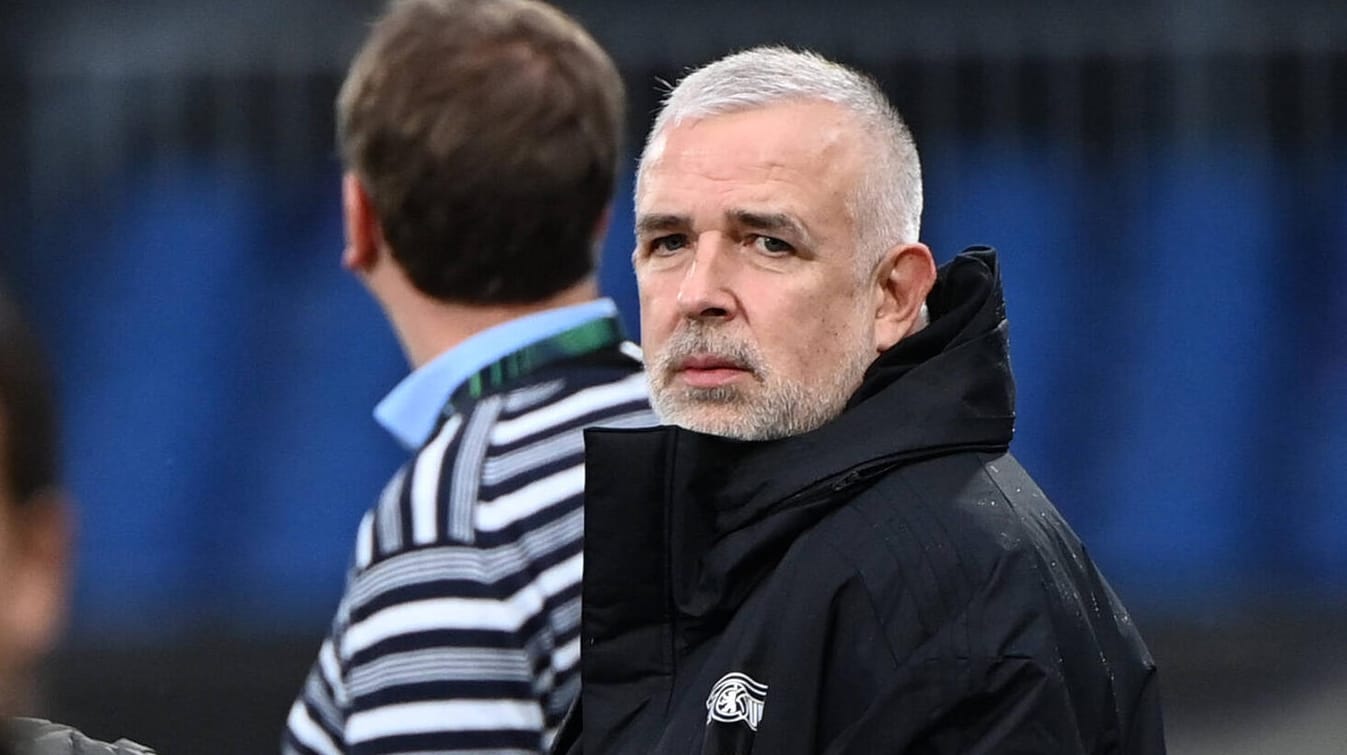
left=647, top=321, right=874, bottom=441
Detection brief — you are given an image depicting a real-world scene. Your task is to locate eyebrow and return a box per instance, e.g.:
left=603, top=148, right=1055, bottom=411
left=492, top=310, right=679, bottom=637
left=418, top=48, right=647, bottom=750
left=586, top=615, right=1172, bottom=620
left=729, top=210, right=807, bottom=240
left=634, top=209, right=812, bottom=243
left=635, top=213, right=689, bottom=237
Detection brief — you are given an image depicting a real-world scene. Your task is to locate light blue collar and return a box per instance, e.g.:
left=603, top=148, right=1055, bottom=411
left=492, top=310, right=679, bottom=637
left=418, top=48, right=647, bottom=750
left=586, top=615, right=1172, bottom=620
left=374, top=298, right=620, bottom=450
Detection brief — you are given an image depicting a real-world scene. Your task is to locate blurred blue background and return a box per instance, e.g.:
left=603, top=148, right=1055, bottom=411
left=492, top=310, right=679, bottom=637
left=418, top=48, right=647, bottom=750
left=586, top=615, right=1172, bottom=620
left=2, top=0, right=1345, bottom=752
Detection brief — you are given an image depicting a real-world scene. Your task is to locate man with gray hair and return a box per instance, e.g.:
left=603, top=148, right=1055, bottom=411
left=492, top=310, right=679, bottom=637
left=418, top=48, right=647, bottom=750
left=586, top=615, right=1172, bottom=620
left=553, top=47, right=1165, bottom=753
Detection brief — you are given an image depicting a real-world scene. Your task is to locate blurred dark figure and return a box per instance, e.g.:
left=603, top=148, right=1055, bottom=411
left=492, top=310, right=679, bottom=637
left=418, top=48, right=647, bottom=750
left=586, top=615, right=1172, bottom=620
left=0, top=291, right=154, bottom=754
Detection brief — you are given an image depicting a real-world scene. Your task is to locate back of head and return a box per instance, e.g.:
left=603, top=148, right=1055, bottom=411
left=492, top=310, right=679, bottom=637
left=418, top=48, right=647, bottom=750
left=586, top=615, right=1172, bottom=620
left=338, top=0, right=626, bottom=304
left=638, top=46, right=922, bottom=266
left=0, top=294, right=58, bottom=510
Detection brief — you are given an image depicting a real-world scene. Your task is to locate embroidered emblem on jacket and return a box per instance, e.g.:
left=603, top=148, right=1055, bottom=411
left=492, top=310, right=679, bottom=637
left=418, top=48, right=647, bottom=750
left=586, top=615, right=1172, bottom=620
left=706, top=672, right=768, bottom=731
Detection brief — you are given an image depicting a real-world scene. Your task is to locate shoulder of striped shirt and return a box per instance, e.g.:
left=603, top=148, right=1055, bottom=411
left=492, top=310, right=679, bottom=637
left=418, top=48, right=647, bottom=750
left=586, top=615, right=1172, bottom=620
left=288, top=367, right=653, bottom=753
left=349, top=368, right=655, bottom=573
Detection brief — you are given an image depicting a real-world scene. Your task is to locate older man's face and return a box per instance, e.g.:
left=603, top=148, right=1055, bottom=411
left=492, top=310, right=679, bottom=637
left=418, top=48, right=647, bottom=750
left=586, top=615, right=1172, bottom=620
left=634, top=101, right=883, bottom=440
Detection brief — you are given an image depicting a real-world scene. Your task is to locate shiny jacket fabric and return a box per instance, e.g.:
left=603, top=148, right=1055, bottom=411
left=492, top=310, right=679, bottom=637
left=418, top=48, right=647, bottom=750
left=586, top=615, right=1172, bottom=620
left=554, top=249, right=1166, bottom=754
left=5, top=719, right=155, bottom=755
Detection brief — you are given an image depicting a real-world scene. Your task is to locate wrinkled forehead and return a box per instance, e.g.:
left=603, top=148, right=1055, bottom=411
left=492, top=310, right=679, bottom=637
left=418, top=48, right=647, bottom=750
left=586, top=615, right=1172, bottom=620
left=637, top=101, right=868, bottom=201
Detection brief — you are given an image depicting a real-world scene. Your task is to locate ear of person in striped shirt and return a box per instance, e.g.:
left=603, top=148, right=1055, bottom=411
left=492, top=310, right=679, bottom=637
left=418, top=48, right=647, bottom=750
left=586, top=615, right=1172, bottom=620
left=282, top=1, right=654, bottom=753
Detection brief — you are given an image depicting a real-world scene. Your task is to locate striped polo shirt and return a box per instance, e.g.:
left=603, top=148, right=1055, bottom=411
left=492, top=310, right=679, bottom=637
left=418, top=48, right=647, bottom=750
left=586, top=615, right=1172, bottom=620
left=285, top=302, right=654, bottom=754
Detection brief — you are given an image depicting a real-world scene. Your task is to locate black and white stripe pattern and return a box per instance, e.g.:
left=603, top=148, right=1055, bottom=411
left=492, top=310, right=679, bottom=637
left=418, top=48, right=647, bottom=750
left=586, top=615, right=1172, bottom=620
left=285, top=366, right=653, bottom=754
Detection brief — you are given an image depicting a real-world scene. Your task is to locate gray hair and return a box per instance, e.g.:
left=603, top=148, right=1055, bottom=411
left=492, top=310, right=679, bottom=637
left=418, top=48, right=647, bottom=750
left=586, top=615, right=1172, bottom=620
left=636, top=46, right=923, bottom=272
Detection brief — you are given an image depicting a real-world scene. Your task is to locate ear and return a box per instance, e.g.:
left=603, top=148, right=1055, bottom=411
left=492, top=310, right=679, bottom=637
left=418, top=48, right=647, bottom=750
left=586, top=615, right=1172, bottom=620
left=872, top=242, right=937, bottom=353
left=341, top=172, right=383, bottom=274
left=2, top=491, right=71, bottom=668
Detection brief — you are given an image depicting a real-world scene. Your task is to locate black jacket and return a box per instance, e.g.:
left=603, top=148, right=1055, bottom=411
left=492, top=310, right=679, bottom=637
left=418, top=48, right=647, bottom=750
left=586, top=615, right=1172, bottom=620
left=4, top=719, right=155, bottom=755
left=556, top=249, right=1165, bottom=754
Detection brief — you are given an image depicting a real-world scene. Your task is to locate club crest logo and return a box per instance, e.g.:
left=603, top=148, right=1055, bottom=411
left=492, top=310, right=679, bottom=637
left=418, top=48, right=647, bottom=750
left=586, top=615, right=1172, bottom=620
left=705, top=672, right=768, bottom=732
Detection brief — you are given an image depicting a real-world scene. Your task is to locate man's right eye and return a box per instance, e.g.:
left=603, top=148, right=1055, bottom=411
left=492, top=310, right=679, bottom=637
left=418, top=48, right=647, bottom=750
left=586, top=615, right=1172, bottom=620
left=650, top=235, right=689, bottom=255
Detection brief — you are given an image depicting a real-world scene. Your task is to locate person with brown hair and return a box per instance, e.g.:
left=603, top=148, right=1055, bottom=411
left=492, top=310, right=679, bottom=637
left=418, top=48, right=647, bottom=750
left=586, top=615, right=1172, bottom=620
left=284, top=1, right=652, bottom=753
left=0, top=291, right=154, bottom=755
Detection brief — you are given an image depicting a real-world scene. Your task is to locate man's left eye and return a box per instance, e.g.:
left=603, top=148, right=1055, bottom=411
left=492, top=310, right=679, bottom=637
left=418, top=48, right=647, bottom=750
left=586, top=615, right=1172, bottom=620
left=751, top=235, right=794, bottom=255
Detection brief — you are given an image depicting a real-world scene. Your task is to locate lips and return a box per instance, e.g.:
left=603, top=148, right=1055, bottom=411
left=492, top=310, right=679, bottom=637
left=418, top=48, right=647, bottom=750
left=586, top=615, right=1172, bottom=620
left=675, top=354, right=751, bottom=388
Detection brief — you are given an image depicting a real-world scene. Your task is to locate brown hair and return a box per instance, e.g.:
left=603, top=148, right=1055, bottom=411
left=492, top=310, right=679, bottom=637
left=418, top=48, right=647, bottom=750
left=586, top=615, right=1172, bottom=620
left=0, top=290, right=59, bottom=506
left=337, top=0, right=626, bottom=303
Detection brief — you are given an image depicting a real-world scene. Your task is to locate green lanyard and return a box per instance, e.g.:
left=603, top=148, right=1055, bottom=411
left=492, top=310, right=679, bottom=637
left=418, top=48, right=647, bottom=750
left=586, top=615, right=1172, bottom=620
left=446, top=315, right=626, bottom=415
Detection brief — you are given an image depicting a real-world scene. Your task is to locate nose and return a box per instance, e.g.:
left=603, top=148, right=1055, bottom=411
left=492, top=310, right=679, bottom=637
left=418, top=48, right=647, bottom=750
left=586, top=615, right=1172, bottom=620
left=676, top=236, right=736, bottom=321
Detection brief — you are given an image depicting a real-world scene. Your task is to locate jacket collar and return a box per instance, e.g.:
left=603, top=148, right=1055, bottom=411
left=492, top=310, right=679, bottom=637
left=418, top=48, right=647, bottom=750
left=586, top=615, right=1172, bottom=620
left=583, top=248, right=1016, bottom=640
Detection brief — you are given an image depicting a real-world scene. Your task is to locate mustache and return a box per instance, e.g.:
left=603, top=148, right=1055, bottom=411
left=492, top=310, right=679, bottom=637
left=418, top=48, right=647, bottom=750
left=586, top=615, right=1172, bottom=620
left=654, top=324, right=763, bottom=376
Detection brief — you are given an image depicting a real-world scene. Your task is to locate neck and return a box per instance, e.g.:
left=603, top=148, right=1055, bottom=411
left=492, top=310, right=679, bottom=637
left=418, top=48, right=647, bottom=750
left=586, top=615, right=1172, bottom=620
left=384, top=278, right=601, bottom=369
